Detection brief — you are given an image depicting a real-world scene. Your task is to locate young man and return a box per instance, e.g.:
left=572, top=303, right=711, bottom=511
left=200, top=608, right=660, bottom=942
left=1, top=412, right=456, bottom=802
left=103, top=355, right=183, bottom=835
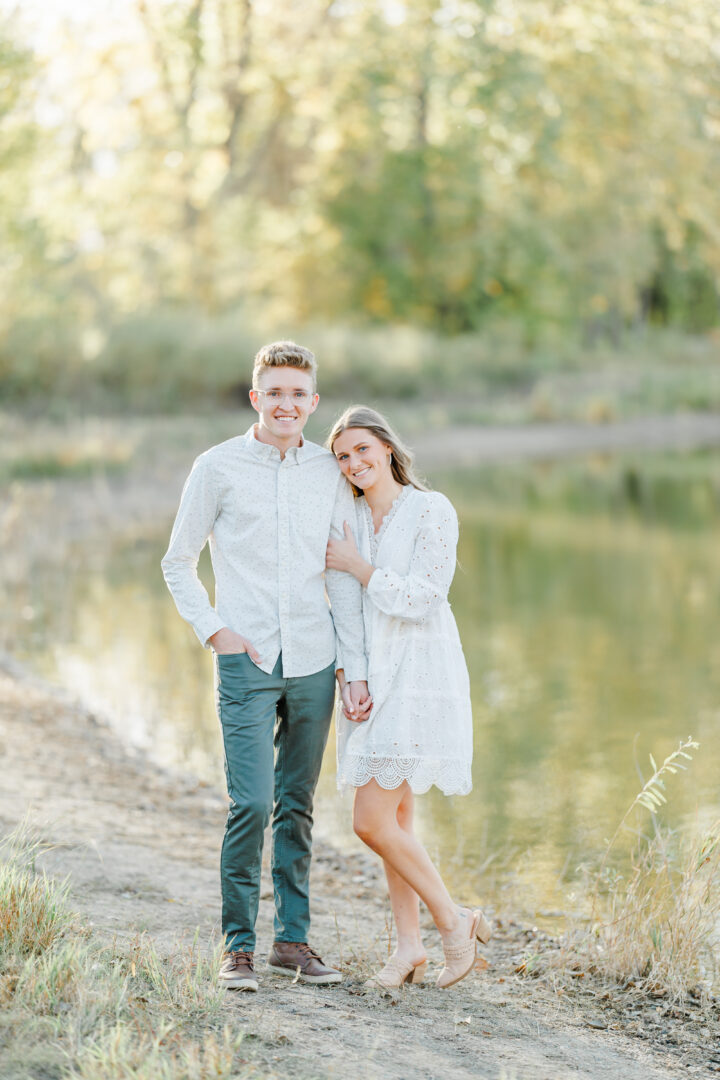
left=162, top=341, right=370, bottom=992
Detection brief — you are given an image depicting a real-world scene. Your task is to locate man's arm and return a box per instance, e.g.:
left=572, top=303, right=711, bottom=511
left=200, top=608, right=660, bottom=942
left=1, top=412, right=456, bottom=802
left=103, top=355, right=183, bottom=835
left=161, top=455, right=227, bottom=648
left=325, top=474, right=368, bottom=683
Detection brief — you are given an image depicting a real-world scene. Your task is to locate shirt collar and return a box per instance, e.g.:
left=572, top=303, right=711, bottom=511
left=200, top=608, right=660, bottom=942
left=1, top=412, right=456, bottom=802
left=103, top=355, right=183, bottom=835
left=242, top=424, right=309, bottom=463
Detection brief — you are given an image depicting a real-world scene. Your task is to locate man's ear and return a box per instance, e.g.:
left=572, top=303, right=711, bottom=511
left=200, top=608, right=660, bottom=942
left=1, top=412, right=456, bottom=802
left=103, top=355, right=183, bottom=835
left=249, top=389, right=261, bottom=414
left=309, top=393, right=320, bottom=414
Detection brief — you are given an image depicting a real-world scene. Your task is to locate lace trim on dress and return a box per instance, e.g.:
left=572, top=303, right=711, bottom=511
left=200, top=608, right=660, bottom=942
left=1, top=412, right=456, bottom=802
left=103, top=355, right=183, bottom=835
left=362, top=485, right=413, bottom=560
left=337, top=753, right=472, bottom=796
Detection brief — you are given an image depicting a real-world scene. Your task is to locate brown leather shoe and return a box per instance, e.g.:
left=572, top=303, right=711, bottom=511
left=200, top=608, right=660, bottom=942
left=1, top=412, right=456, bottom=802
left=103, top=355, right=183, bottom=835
left=219, top=950, right=258, bottom=991
left=267, top=942, right=342, bottom=984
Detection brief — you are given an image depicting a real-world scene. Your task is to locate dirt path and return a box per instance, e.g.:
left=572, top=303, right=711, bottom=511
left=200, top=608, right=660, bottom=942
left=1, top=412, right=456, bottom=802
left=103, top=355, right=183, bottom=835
left=1, top=658, right=714, bottom=1080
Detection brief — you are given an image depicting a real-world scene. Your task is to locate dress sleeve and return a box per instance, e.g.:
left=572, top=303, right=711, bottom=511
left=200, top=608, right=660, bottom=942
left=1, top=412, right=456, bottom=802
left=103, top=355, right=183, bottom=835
left=366, top=494, right=458, bottom=622
left=161, top=455, right=226, bottom=648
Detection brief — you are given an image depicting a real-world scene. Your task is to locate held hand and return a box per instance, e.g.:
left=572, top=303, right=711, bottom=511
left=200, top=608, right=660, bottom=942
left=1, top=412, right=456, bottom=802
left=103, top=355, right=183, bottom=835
left=342, top=680, right=372, bottom=723
left=209, top=627, right=261, bottom=663
left=326, top=521, right=360, bottom=574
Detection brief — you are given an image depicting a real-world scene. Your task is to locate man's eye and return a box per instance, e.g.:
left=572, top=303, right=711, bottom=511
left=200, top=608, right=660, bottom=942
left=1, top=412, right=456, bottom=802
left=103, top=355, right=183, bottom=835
left=267, top=391, right=281, bottom=399
left=294, top=392, right=308, bottom=400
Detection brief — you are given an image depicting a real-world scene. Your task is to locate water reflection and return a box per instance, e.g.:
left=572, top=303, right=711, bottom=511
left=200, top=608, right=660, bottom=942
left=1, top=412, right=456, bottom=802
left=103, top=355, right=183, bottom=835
left=8, top=457, right=720, bottom=913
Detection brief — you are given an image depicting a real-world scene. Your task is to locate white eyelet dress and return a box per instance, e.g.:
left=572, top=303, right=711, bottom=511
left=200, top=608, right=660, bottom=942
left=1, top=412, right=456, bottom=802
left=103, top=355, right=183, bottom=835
left=336, top=486, right=473, bottom=796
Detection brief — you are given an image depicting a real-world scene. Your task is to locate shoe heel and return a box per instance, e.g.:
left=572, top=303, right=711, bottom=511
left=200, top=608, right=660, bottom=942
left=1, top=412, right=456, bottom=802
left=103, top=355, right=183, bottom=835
left=404, top=961, right=427, bottom=985
left=474, top=911, right=492, bottom=946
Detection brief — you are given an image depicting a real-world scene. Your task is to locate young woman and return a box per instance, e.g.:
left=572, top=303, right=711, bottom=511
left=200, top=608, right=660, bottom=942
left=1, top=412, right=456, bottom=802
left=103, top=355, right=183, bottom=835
left=325, top=405, right=491, bottom=990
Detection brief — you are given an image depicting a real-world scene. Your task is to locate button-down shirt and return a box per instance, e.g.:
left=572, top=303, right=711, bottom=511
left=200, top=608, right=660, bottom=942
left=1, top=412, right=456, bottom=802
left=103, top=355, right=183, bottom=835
left=161, top=425, right=367, bottom=682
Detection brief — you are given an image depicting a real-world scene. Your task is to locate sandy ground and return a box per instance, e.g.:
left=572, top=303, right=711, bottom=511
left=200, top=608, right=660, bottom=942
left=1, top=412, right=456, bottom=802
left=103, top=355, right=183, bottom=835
left=1, top=657, right=718, bottom=1080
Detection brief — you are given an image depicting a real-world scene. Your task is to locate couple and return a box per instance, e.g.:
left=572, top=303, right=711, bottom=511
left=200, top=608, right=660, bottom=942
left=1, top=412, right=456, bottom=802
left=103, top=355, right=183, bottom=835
left=161, top=341, right=490, bottom=994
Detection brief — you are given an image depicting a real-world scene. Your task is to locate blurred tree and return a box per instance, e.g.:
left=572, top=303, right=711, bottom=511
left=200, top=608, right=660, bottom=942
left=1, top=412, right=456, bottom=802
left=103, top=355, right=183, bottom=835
left=1, top=0, right=720, bottom=400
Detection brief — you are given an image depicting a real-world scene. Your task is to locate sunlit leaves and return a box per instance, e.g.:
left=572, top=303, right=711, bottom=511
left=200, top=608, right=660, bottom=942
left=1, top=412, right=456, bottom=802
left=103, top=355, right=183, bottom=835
left=1, top=0, right=719, bottom=342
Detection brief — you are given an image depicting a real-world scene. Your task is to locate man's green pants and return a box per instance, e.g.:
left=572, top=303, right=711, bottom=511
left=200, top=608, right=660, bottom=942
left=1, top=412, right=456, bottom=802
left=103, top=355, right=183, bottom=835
left=215, top=652, right=336, bottom=953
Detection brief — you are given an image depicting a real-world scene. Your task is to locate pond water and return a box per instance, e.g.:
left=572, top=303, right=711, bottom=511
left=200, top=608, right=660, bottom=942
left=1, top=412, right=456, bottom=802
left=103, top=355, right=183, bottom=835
left=9, top=453, right=720, bottom=916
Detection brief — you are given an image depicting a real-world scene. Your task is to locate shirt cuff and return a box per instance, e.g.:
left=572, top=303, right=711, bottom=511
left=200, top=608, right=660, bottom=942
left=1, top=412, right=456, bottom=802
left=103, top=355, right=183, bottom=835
left=341, top=653, right=368, bottom=683
left=196, top=612, right=227, bottom=649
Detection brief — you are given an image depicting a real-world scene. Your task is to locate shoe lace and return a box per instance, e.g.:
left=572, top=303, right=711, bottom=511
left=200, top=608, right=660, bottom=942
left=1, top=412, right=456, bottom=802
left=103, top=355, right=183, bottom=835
left=295, top=943, right=321, bottom=960
left=227, top=950, right=254, bottom=971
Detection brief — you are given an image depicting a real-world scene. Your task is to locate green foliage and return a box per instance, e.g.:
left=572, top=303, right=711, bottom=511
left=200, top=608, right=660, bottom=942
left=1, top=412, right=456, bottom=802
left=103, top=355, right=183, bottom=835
left=1, top=1, right=720, bottom=400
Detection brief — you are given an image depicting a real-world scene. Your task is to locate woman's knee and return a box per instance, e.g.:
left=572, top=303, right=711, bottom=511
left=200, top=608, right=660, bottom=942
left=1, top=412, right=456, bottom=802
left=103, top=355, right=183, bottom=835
left=352, top=807, right=371, bottom=843
left=353, top=804, right=384, bottom=846
left=353, top=800, right=396, bottom=848
left=396, top=798, right=413, bottom=831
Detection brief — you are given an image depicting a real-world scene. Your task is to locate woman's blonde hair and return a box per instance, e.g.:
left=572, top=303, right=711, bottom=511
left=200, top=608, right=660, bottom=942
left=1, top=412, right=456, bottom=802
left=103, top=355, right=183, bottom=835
left=327, top=405, right=430, bottom=497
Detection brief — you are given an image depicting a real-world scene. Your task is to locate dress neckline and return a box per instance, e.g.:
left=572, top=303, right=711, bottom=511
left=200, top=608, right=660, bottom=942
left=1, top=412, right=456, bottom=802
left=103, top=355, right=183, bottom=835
left=362, top=485, right=413, bottom=557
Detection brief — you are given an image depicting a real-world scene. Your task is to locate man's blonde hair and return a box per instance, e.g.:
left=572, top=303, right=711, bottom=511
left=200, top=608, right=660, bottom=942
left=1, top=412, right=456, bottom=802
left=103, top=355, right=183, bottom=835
left=252, top=340, right=317, bottom=390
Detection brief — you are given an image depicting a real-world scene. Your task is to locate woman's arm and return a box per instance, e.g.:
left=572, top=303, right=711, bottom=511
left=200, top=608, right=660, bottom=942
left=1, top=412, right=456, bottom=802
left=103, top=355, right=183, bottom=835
left=365, top=494, right=459, bottom=622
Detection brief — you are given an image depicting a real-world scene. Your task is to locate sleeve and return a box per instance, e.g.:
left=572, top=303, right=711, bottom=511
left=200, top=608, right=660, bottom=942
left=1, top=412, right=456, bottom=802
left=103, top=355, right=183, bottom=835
left=366, top=494, right=458, bottom=622
left=325, top=474, right=368, bottom=682
left=161, top=455, right=227, bottom=648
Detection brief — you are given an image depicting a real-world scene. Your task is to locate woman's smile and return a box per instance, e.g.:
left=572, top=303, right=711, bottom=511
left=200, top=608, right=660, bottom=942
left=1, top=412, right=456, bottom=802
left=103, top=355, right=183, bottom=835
left=333, top=428, right=393, bottom=490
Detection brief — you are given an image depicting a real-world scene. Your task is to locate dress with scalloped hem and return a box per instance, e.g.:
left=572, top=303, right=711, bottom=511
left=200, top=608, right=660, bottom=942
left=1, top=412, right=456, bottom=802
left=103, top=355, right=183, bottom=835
left=336, top=485, right=473, bottom=796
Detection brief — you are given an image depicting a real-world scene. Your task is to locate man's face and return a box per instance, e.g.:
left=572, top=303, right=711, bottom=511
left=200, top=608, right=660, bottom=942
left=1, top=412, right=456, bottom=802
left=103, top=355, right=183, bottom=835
left=249, top=366, right=318, bottom=444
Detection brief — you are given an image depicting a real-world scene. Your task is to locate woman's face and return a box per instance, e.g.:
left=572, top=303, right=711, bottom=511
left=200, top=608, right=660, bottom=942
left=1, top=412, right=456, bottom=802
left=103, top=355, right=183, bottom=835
left=332, top=428, right=392, bottom=490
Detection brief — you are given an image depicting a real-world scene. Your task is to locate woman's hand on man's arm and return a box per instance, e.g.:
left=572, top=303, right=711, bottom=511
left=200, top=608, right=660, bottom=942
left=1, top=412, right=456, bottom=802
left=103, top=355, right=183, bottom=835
left=326, top=523, right=375, bottom=588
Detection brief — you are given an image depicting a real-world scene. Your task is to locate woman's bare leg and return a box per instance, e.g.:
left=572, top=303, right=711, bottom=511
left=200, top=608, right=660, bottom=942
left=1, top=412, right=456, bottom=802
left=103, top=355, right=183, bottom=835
left=353, top=779, right=469, bottom=940
left=381, top=786, right=425, bottom=965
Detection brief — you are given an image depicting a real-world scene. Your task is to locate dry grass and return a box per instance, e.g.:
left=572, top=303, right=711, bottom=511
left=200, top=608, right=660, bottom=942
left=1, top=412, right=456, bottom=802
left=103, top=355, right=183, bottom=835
left=0, top=827, right=256, bottom=1080
left=66, top=1023, right=244, bottom=1080
left=0, top=826, right=75, bottom=959
left=588, top=820, right=720, bottom=999
left=539, top=740, right=720, bottom=1004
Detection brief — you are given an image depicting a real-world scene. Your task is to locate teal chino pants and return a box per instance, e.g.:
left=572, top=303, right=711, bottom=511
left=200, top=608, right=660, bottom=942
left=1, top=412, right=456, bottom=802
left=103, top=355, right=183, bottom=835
left=215, top=652, right=336, bottom=952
